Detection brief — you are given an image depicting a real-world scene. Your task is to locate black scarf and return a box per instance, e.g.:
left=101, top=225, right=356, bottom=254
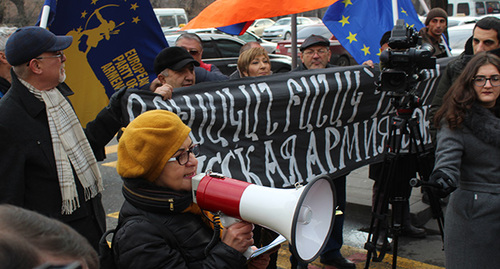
left=122, top=178, right=193, bottom=214
left=463, top=103, right=500, bottom=149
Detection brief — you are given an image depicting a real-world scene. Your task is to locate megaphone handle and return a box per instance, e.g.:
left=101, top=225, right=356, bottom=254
left=219, top=214, right=255, bottom=259
left=242, top=246, right=254, bottom=259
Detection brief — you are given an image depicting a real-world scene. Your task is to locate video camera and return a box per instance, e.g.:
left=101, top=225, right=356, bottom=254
left=378, top=19, right=436, bottom=103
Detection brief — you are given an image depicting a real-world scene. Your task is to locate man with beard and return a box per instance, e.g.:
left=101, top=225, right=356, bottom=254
left=0, top=26, right=125, bottom=251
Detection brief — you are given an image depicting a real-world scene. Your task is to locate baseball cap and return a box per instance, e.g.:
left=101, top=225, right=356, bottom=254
left=154, top=46, right=200, bottom=75
left=5, top=26, right=72, bottom=66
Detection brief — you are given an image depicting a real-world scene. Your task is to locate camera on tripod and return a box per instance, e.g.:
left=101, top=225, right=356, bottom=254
left=378, top=19, right=436, bottom=101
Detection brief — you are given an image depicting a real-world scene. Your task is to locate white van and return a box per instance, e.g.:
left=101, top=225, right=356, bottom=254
left=447, top=0, right=500, bottom=16
left=153, top=8, right=189, bottom=29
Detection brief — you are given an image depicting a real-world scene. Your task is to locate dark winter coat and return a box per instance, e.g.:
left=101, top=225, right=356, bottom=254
left=433, top=104, right=500, bottom=268
left=112, top=180, right=247, bottom=269
left=0, top=70, right=121, bottom=250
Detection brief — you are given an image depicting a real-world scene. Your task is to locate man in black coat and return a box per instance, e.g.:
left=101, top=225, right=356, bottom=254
left=0, top=26, right=124, bottom=251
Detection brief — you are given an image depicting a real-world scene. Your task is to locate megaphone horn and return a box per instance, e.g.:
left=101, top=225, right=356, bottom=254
left=191, top=172, right=336, bottom=263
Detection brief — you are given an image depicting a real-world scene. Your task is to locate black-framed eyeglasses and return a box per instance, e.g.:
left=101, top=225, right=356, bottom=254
left=302, top=48, right=329, bottom=56
left=168, top=144, right=200, bottom=165
left=472, top=75, right=500, bottom=87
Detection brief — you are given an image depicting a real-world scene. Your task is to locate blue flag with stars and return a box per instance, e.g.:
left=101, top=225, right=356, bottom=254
left=323, top=0, right=424, bottom=64
left=45, top=0, right=168, bottom=125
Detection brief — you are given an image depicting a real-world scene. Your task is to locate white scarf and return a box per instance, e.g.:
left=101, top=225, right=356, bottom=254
left=23, top=80, right=103, bottom=214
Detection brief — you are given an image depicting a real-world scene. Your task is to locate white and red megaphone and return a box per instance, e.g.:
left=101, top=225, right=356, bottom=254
left=191, top=172, right=336, bottom=263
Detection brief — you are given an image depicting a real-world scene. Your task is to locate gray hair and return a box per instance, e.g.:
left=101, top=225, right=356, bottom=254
left=175, top=33, right=202, bottom=46
left=0, top=27, right=17, bottom=51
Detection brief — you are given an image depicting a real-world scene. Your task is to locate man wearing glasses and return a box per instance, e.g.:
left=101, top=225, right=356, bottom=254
left=290, top=34, right=355, bottom=269
left=174, top=33, right=228, bottom=83
left=0, top=26, right=125, bottom=251
left=294, top=34, right=333, bottom=71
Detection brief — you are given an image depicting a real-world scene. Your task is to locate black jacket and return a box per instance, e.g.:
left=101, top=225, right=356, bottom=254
left=0, top=71, right=122, bottom=250
left=113, top=181, right=247, bottom=269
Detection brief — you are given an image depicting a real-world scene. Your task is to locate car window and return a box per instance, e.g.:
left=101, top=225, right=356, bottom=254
left=476, top=2, right=486, bottom=15
left=238, top=32, right=258, bottom=42
left=202, top=40, right=218, bottom=58
left=486, top=1, right=500, bottom=13
left=213, top=39, right=242, bottom=57
left=457, top=3, right=470, bottom=15
left=275, top=18, right=291, bottom=26
left=176, top=15, right=187, bottom=25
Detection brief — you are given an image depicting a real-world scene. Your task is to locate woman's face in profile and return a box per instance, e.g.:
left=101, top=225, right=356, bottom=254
left=244, top=55, right=271, bottom=77
left=155, top=137, right=198, bottom=192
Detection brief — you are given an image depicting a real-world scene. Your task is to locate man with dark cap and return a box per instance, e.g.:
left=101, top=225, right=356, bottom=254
left=0, top=26, right=125, bottom=251
left=295, top=34, right=333, bottom=71
left=419, top=7, right=450, bottom=58
left=147, top=46, right=201, bottom=100
left=290, top=34, right=355, bottom=269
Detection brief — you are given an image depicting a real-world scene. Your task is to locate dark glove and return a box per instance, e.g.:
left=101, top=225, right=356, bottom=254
left=429, top=170, right=456, bottom=198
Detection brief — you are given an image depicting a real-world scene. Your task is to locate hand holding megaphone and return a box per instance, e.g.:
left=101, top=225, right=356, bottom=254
left=220, top=218, right=255, bottom=258
left=191, top=172, right=336, bottom=263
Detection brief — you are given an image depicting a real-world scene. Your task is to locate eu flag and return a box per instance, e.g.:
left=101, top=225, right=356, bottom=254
left=46, top=0, right=168, bottom=125
left=323, top=0, right=424, bottom=64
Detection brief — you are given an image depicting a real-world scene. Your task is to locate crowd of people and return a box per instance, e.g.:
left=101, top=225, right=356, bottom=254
left=0, top=6, right=499, bottom=269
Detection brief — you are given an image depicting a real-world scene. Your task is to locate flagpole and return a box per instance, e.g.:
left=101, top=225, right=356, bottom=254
left=39, top=3, right=51, bottom=28
left=392, top=0, right=399, bottom=25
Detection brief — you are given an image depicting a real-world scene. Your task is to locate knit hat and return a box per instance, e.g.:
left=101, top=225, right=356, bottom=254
left=117, top=110, right=191, bottom=182
left=425, top=8, right=448, bottom=26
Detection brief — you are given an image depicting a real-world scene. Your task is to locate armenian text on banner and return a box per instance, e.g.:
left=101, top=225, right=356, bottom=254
left=117, top=57, right=452, bottom=188
left=323, top=0, right=424, bottom=65
left=47, top=0, right=167, bottom=126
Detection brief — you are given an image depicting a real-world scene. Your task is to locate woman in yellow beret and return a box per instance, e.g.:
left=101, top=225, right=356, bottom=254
left=112, top=109, right=270, bottom=269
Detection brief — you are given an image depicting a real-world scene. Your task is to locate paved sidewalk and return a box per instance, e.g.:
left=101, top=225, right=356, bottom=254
left=346, top=166, right=433, bottom=227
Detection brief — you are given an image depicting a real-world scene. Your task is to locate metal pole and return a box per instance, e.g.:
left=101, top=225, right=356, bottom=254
left=291, top=14, right=298, bottom=69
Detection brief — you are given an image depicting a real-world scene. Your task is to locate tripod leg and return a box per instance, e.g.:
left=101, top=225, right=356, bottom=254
left=364, top=153, right=399, bottom=267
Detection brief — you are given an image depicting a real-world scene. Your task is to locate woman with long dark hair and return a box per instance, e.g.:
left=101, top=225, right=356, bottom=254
left=432, top=52, right=500, bottom=268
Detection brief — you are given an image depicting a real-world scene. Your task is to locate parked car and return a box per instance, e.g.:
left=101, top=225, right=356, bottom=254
left=237, top=31, right=278, bottom=54
left=247, top=18, right=275, bottom=36
left=275, top=24, right=357, bottom=66
left=165, top=33, right=292, bottom=76
left=262, top=17, right=321, bottom=41
left=447, top=0, right=500, bottom=16
left=447, top=15, right=479, bottom=27
left=165, top=28, right=278, bottom=54
left=448, top=23, right=475, bottom=56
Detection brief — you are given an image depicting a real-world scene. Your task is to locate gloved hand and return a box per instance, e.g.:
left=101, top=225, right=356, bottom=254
left=429, top=170, right=456, bottom=198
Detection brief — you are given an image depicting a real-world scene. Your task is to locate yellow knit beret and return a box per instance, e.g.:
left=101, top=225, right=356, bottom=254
left=117, top=110, right=191, bottom=182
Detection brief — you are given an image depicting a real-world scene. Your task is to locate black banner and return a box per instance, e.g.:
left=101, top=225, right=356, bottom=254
left=120, top=58, right=452, bottom=187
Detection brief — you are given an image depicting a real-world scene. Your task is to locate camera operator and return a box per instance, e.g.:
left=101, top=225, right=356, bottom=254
left=418, top=8, right=450, bottom=59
